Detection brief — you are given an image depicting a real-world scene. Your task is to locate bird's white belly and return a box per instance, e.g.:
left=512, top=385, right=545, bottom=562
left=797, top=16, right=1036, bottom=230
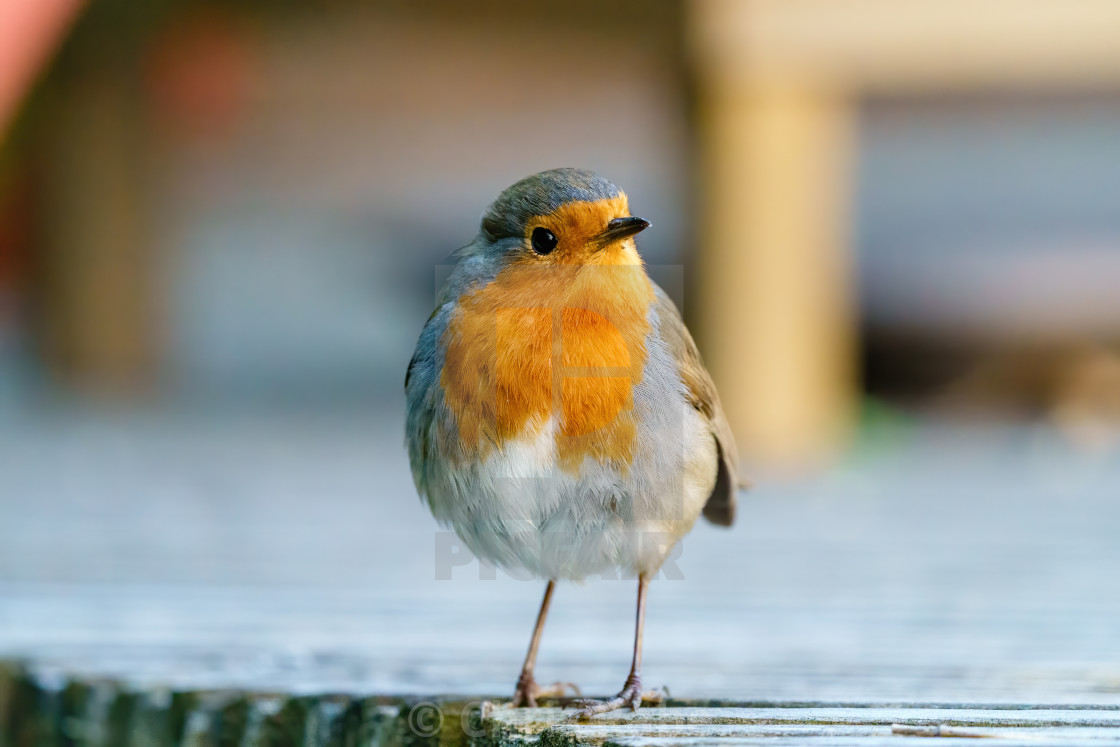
left=426, top=406, right=717, bottom=581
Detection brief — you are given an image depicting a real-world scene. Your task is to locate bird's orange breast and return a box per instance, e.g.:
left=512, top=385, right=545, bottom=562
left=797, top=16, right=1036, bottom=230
left=440, top=257, right=654, bottom=473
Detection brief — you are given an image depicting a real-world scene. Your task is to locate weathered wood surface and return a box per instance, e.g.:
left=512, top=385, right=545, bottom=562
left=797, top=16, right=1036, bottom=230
left=490, top=704, right=1120, bottom=745
left=1, top=411, right=1119, bottom=740
left=5, top=666, right=1120, bottom=747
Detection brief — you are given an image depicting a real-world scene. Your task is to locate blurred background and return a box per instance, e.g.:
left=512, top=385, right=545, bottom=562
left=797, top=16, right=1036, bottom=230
left=3, top=0, right=1120, bottom=457
left=0, top=0, right=1119, bottom=703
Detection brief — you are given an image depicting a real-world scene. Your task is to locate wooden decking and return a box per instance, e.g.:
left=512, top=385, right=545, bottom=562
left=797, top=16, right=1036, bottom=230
left=5, top=668, right=1120, bottom=747
left=490, top=703, right=1120, bottom=745
left=1, top=412, right=1119, bottom=744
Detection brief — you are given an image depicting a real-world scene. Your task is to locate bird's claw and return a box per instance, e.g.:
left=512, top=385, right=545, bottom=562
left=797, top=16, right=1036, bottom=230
left=568, top=675, right=662, bottom=720
left=506, top=674, right=581, bottom=708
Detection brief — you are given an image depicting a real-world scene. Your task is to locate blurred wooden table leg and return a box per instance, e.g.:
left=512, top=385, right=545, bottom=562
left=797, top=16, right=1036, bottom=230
left=694, top=76, right=857, bottom=469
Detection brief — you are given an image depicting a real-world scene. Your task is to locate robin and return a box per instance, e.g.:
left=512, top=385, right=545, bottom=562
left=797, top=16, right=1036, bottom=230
left=405, top=168, right=740, bottom=719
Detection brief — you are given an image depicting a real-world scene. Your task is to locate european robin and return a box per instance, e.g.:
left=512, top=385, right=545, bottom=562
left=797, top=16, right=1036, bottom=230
left=405, top=168, right=740, bottom=719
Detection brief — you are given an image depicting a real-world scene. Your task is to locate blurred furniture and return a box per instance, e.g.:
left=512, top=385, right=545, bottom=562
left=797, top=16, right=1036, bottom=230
left=690, top=0, right=1120, bottom=467
left=15, top=0, right=691, bottom=401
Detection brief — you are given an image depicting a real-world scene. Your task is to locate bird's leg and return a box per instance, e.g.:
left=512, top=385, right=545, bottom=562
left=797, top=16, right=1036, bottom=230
left=507, top=581, right=580, bottom=708
left=571, top=576, right=663, bottom=720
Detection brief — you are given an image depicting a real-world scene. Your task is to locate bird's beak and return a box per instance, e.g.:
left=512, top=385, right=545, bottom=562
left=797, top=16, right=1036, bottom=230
left=596, top=216, right=651, bottom=247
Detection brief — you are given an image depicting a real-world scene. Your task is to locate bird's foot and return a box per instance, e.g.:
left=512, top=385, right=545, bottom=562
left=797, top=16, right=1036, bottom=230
left=506, top=671, right=581, bottom=708
left=568, top=673, right=662, bottom=720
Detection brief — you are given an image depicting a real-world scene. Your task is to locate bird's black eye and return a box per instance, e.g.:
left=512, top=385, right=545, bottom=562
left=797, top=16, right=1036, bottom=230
left=531, top=227, right=558, bottom=255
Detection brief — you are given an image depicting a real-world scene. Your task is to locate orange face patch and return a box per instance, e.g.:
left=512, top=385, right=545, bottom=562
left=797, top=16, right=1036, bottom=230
left=440, top=197, right=654, bottom=473
left=524, top=194, right=636, bottom=266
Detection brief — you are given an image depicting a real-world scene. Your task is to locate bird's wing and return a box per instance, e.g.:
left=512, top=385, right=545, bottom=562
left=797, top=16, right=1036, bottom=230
left=405, top=241, right=478, bottom=392
left=653, top=285, right=743, bottom=526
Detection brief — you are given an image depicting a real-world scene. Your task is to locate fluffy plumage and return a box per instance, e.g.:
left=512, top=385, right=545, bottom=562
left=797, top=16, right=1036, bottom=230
left=405, top=168, right=739, bottom=580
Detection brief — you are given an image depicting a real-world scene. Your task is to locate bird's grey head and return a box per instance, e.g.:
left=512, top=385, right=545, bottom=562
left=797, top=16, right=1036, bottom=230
left=472, top=167, right=649, bottom=262
left=480, top=168, right=623, bottom=241
left=440, top=168, right=650, bottom=302
left=479, top=169, right=622, bottom=239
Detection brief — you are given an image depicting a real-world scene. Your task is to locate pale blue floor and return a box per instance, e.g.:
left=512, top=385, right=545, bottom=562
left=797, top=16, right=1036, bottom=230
left=1, top=406, right=1118, bottom=703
